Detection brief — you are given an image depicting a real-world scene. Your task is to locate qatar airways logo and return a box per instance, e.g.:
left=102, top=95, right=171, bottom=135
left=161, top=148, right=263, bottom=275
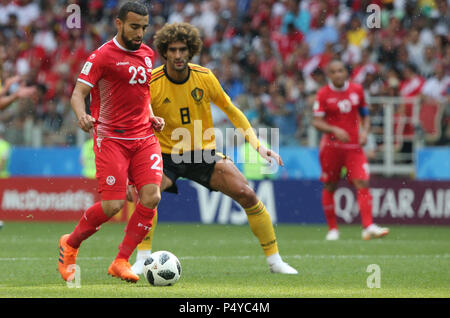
left=335, top=187, right=450, bottom=222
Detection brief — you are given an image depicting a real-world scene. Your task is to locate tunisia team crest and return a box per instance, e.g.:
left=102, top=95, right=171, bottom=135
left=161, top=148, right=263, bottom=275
left=106, top=176, right=116, bottom=185
left=191, top=88, right=204, bottom=102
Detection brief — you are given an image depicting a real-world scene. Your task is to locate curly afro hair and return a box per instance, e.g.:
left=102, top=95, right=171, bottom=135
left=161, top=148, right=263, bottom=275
left=154, top=22, right=203, bottom=61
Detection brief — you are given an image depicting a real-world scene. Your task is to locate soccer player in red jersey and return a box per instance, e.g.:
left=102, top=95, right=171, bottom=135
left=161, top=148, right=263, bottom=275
left=57, top=2, right=165, bottom=283
left=312, top=60, right=389, bottom=241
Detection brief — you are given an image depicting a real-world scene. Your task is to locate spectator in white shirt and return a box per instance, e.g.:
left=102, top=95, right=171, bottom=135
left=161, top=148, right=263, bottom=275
left=421, top=64, right=450, bottom=104
left=168, top=0, right=186, bottom=24
left=16, top=0, right=40, bottom=27
left=0, top=0, right=18, bottom=26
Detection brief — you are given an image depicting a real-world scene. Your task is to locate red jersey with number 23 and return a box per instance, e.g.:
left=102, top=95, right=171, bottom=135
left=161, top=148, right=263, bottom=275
left=313, top=81, right=366, bottom=148
left=77, top=37, right=155, bottom=139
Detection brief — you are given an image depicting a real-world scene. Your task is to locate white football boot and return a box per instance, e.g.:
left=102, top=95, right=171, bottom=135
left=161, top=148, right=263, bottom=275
left=267, top=253, right=298, bottom=274
left=131, top=250, right=152, bottom=275
left=325, top=229, right=339, bottom=241
left=269, top=261, right=298, bottom=274
left=362, top=224, right=389, bottom=240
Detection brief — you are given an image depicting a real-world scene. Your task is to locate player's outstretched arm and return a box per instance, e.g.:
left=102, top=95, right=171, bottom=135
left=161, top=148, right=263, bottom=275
left=220, top=103, right=284, bottom=166
left=209, top=70, right=284, bottom=166
left=71, top=81, right=95, bottom=133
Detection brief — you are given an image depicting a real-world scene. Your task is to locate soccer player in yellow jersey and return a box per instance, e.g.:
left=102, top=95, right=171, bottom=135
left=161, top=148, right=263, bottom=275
left=131, top=22, right=297, bottom=275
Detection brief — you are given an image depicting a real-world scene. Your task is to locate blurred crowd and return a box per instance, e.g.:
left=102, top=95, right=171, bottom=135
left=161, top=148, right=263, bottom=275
left=0, top=0, right=449, bottom=154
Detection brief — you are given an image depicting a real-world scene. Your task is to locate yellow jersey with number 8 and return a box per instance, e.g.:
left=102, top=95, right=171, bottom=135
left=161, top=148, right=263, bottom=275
left=150, top=63, right=259, bottom=154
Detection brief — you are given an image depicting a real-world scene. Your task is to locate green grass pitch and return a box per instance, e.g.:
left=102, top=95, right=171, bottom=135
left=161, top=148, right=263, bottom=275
left=0, top=221, right=449, bottom=298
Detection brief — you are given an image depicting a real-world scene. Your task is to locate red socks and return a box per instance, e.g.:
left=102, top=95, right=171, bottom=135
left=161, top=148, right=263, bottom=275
left=322, top=189, right=338, bottom=230
left=357, top=188, right=373, bottom=228
left=66, top=201, right=156, bottom=262
left=67, top=202, right=110, bottom=249
left=322, top=188, right=374, bottom=229
left=116, top=203, right=156, bottom=261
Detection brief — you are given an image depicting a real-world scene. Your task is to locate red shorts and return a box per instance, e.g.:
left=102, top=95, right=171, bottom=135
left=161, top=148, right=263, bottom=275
left=93, top=135, right=163, bottom=200
left=319, top=141, right=369, bottom=183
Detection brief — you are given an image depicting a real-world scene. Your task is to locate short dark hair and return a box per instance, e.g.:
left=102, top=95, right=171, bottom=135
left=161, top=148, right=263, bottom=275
left=326, top=59, right=346, bottom=72
left=117, top=1, right=148, bottom=21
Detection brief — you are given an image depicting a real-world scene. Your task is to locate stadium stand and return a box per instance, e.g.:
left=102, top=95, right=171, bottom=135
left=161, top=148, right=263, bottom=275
left=0, top=0, right=448, bottom=165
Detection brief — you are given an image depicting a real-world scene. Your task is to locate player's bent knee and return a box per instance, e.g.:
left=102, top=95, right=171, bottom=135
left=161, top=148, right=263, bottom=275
left=140, top=191, right=161, bottom=209
left=233, top=185, right=258, bottom=208
left=101, top=200, right=125, bottom=217
left=138, top=184, right=161, bottom=209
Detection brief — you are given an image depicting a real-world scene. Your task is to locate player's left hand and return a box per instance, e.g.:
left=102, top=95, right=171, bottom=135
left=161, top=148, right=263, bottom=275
left=150, top=116, right=165, bottom=132
left=258, top=145, right=284, bottom=167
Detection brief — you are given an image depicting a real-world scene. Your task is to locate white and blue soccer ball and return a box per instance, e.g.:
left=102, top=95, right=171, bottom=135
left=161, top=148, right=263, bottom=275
left=143, top=251, right=181, bottom=286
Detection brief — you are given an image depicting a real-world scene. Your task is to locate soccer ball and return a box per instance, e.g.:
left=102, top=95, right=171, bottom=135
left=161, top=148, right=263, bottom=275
left=143, top=251, right=181, bottom=286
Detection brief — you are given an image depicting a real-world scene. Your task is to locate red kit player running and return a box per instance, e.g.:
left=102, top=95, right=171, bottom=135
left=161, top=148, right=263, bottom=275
left=58, top=2, right=165, bottom=283
left=312, top=60, right=389, bottom=241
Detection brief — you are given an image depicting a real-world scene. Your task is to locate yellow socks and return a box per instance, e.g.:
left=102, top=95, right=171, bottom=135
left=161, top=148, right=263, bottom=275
left=244, top=200, right=278, bottom=257
left=136, top=202, right=278, bottom=258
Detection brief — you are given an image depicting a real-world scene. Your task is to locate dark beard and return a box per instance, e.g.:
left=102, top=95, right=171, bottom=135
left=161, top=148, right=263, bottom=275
left=121, top=33, right=141, bottom=51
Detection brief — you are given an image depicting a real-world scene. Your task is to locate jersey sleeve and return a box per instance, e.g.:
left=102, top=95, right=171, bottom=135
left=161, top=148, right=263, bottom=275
left=77, top=52, right=103, bottom=88
left=313, top=88, right=326, bottom=117
left=358, top=85, right=369, bottom=117
left=359, top=85, right=367, bottom=107
left=146, top=47, right=155, bottom=87
left=208, top=71, right=260, bottom=151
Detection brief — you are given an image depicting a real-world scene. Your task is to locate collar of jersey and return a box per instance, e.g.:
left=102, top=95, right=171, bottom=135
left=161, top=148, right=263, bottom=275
left=328, top=80, right=349, bottom=92
left=113, top=36, right=138, bottom=52
left=164, top=64, right=191, bottom=84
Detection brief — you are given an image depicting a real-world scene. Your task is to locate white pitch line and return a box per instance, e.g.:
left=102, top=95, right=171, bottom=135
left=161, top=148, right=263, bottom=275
left=0, top=254, right=449, bottom=262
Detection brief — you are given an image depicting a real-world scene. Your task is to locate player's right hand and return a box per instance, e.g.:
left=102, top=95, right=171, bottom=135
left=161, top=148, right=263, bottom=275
left=77, top=113, right=96, bottom=133
left=150, top=116, right=165, bottom=132
left=332, top=127, right=350, bottom=143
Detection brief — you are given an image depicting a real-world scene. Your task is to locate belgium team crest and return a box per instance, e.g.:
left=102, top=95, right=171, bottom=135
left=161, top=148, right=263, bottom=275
left=191, top=88, right=204, bottom=102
